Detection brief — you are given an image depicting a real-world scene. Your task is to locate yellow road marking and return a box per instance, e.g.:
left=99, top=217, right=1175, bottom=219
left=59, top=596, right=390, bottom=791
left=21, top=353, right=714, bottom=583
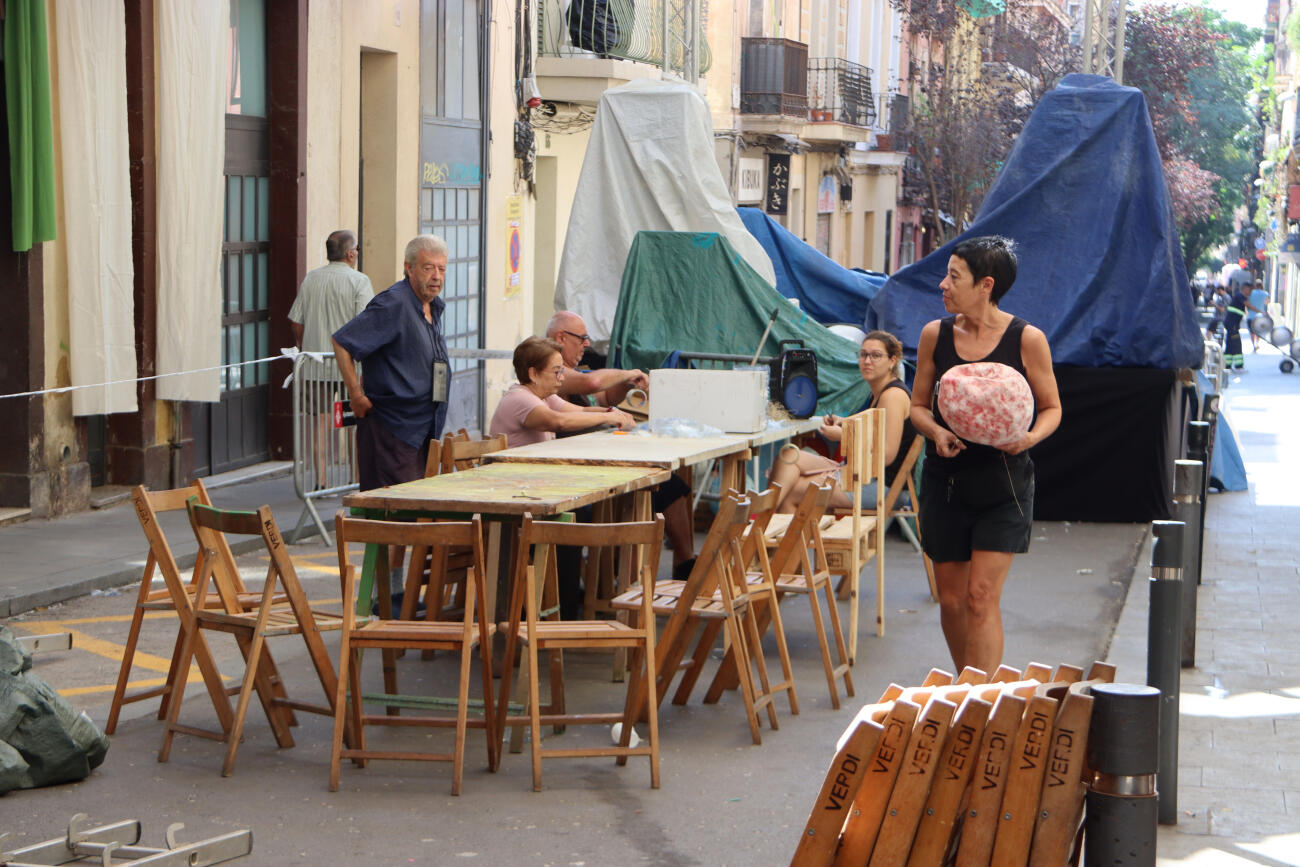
left=58, top=673, right=222, bottom=698
left=10, top=622, right=179, bottom=672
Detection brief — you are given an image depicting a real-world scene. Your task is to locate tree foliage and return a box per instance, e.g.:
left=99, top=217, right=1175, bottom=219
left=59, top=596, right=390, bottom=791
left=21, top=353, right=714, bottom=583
left=1124, top=4, right=1264, bottom=271
left=899, top=0, right=1079, bottom=243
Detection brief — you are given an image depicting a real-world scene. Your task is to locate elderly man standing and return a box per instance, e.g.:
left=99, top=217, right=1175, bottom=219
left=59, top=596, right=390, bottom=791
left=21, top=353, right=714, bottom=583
left=332, top=235, right=450, bottom=491
left=546, top=311, right=648, bottom=406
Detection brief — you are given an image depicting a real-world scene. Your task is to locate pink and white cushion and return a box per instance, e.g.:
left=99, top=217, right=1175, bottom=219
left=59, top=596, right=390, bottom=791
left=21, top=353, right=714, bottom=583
left=936, top=362, right=1034, bottom=450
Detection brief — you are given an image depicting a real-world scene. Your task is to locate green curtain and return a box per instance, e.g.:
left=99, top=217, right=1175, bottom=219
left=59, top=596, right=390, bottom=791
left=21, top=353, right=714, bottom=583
left=4, top=0, right=57, bottom=252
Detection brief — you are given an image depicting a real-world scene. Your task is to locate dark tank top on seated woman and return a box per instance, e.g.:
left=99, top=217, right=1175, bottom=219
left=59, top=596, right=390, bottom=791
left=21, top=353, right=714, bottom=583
left=927, top=315, right=1032, bottom=472
left=873, top=379, right=917, bottom=487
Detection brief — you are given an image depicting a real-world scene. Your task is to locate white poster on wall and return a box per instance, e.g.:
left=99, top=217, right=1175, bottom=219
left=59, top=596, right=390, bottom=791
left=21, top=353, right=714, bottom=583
left=737, top=157, right=764, bottom=203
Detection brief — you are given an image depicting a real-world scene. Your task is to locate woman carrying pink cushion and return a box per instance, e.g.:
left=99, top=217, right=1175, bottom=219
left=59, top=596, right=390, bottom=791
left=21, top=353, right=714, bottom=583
left=910, top=236, right=1060, bottom=675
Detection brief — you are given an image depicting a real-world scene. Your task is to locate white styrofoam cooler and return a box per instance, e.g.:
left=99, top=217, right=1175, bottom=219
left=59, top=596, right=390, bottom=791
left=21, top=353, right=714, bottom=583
left=648, top=368, right=769, bottom=433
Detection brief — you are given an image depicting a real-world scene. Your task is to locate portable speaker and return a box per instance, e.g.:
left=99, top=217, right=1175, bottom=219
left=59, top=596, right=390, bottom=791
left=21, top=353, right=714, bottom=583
left=772, top=339, right=818, bottom=418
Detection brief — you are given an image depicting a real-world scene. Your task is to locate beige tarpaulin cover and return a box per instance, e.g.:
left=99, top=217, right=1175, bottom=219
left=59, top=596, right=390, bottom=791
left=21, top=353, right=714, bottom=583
left=553, top=79, right=775, bottom=348
left=54, top=1, right=137, bottom=415
left=156, top=1, right=227, bottom=402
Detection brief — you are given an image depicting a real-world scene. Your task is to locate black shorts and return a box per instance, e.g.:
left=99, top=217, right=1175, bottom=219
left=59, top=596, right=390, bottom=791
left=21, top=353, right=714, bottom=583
left=357, top=415, right=429, bottom=491
left=919, top=453, right=1035, bottom=563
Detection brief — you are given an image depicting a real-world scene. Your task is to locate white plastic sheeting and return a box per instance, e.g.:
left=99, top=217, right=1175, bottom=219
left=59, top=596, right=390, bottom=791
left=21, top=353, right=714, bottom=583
left=553, top=80, right=775, bottom=347
left=54, top=1, right=137, bottom=415
left=156, top=1, right=227, bottom=402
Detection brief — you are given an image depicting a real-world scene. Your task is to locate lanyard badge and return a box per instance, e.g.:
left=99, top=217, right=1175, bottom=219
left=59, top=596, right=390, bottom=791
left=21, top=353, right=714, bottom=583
left=431, top=361, right=450, bottom=403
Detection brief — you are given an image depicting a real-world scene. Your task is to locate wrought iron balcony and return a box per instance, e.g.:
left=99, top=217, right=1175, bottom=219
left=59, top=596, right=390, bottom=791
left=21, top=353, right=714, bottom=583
left=740, top=37, right=809, bottom=117
left=807, top=58, right=875, bottom=127
left=537, top=0, right=711, bottom=80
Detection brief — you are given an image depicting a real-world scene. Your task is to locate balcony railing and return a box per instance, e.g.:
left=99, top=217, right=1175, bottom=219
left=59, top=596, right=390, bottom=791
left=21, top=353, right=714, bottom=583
left=739, top=37, right=809, bottom=117
left=537, top=0, right=711, bottom=79
left=808, top=58, right=875, bottom=127
left=879, top=93, right=911, bottom=151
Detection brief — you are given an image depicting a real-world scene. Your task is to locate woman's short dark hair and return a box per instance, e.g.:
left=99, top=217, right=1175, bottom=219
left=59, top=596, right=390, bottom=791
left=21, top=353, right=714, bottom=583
left=952, top=235, right=1018, bottom=303
left=863, top=330, right=903, bottom=359
left=513, top=336, right=563, bottom=384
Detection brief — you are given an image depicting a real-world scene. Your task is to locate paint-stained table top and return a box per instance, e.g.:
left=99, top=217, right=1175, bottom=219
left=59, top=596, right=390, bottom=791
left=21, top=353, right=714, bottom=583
left=341, top=461, right=671, bottom=516
left=484, top=430, right=754, bottom=469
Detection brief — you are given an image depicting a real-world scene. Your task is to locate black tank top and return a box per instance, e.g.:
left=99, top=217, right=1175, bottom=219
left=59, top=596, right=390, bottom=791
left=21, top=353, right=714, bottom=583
left=871, top=379, right=917, bottom=486
left=927, top=316, right=1030, bottom=471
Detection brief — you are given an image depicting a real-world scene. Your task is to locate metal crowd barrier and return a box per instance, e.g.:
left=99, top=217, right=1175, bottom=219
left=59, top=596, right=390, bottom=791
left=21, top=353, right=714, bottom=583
left=290, top=352, right=358, bottom=545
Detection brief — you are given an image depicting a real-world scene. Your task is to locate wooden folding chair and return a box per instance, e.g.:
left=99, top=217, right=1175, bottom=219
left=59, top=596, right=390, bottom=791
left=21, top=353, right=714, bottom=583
left=765, top=483, right=855, bottom=708
left=107, top=481, right=286, bottom=735
left=330, top=513, right=497, bottom=795
left=699, top=486, right=799, bottom=717
left=862, top=437, right=937, bottom=603
left=820, top=408, right=887, bottom=658
left=159, top=501, right=345, bottom=776
left=613, top=494, right=778, bottom=744
left=440, top=431, right=508, bottom=474
left=496, top=514, right=665, bottom=791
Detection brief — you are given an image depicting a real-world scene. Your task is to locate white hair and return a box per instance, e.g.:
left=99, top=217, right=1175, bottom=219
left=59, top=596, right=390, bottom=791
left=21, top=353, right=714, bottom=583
left=404, top=234, right=448, bottom=267
left=545, top=311, right=582, bottom=339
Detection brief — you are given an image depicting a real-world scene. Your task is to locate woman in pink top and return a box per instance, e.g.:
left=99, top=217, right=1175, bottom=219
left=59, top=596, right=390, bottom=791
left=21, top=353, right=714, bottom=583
left=489, top=337, right=636, bottom=447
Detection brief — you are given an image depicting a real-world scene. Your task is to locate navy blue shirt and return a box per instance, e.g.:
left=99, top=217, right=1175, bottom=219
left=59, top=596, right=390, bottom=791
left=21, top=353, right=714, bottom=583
left=332, top=277, right=448, bottom=448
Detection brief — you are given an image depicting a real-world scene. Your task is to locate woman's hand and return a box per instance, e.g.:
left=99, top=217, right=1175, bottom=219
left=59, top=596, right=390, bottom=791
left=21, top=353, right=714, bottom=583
left=819, top=420, right=844, bottom=442
left=1002, top=432, right=1037, bottom=456
left=934, top=428, right=966, bottom=458
left=607, top=408, right=636, bottom=430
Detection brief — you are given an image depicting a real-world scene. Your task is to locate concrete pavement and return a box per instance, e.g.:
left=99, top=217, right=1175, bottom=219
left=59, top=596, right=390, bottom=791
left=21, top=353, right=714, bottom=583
left=0, top=344, right=1295, bottom=862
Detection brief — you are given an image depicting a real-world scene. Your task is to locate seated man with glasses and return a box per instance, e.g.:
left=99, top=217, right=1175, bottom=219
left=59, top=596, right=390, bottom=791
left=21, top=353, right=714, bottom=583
left=770, top=330, right=916, bottom=513
left=545, top=311, right=649, bottom=408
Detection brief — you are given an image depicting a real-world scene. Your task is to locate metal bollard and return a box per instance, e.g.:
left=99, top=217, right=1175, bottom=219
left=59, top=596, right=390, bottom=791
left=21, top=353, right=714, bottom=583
left=1146, top=520, right=1184, bottom=825
left=1085, top=683, right=1160, bottom=865
left=1173, top=461, right=1203, bottom=668
left=1186, top=419, right=1211, bottom=586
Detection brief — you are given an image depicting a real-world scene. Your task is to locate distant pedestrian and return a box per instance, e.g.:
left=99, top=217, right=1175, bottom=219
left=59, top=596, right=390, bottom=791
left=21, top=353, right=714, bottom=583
left=1248, top=284, right=1270, bottom=351
left=1224, top=281, right=1250, bottom=370
left=288, top=230, right=374, bottom=487
left=289, top=230, right=373, bottom=356
left=1207, top=285, right=1227, bottom=342
left=910, top=236, right=1061, bottom=675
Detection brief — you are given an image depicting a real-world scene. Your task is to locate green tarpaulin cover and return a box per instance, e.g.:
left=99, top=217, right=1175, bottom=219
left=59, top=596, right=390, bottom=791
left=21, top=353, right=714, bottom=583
left=609, top=231, right=872, bottom=416
left=4, top=0, right=58, bottom=252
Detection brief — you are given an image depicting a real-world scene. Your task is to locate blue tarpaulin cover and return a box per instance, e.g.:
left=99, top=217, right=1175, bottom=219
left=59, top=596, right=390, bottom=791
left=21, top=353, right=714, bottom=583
left=738, top=207, right=887, bottom=326
left=866, top=74, right=1203, bottom=370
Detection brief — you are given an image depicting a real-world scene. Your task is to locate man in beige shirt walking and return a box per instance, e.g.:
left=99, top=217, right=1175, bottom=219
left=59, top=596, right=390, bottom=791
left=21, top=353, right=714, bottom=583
left=289, top=230, right=374, bottom=488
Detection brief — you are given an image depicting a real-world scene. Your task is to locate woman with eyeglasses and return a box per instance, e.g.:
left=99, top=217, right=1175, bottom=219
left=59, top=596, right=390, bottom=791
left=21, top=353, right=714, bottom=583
left=489, top=336, right=637, bottom=448
left=770, top=330, right=916, bottom=513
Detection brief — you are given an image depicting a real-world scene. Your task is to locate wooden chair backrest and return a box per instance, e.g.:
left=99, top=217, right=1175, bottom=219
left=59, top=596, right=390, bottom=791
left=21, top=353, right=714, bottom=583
left=767, top=482, right=833, bottom=579
left=873, top=436, right=923, bottom=517
left=841, top=408, right=887, bottom=532
left=186, top=500, right=303, bottom=616
left=423, top=438, right=444, bottom=478
left=441, top=433, right=509, bottom=474
left=334, top=513, right=487, bottom=636
left=132, top=481, right=248, bottom=609
left=511, top=513, right=665, bottom=638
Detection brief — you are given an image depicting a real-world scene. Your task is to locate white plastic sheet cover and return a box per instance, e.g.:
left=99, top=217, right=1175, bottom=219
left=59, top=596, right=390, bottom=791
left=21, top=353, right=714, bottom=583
left=156, top=0, right=228, bottom=402
left=54, top=1, right=137, bottom=415
left=553, top=80, right=775, bottom=346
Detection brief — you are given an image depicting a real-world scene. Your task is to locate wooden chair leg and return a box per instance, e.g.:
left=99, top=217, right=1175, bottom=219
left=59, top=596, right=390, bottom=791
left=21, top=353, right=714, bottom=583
left=674, top=619, right=723, bottom=706
left=349, top=649, right=366, bottom=766
left=106, top=600, right=151, bottom=735
left=329, top=639, right=352, bottom=792
left=158, top=607, right=202, bottom=764
left=527, top=639, right=544, bottom=792
left=724, top=616, right=763, bottom=745
left=819, top=581, right=855, bottom=699
left=805, top=587, right=842, bottom=710
left=452, top=638, right=473, bottom=796
left=222, top=634, right=268, bottom=777
left=741, top=605, right=780, bottom=732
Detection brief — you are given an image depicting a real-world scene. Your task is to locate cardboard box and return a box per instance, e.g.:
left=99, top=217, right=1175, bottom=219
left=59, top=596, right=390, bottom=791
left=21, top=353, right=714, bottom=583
left=649, top=368, right=769, bottom=433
